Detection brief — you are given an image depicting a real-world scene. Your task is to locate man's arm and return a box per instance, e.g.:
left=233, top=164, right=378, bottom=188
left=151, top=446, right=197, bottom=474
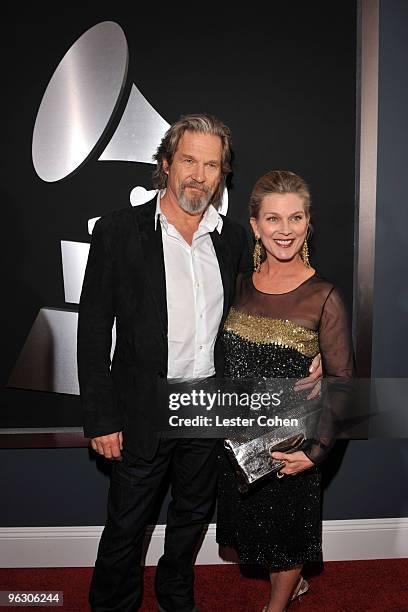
left=238, top=225, right=252, bottom=274
left=77, top=217, right=124, bottom=457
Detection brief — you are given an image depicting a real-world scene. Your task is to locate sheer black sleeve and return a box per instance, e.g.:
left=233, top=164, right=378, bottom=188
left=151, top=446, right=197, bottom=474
left=302, top=287, right=354, bottom=464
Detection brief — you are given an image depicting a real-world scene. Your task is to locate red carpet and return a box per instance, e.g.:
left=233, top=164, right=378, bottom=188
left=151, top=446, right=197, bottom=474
left=1, top=560, right=408, bottom=611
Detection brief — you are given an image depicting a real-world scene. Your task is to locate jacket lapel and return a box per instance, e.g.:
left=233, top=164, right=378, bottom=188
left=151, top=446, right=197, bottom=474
left=210, top=229, right=231, bottom=332
left=134, top=200, right=168, bottom=340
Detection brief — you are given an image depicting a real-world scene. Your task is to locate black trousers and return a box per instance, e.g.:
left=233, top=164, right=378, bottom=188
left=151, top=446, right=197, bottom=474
left=89, top=438, right=218, bottom=612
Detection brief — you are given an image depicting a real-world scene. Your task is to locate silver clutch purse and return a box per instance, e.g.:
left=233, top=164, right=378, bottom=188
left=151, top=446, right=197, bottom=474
left=224, top=432, right=305, bottom=492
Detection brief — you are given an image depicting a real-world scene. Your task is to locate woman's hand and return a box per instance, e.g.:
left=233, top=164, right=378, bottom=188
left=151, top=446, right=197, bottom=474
left=271, top=450, right=314, bottom=476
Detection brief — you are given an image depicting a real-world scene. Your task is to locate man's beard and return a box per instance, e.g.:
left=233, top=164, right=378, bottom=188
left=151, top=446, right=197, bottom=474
left=178, top=181, right=214, bottom=215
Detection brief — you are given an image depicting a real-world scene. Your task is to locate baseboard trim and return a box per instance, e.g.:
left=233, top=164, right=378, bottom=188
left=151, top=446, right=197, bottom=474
left=1, top=519, right=407, bottom=568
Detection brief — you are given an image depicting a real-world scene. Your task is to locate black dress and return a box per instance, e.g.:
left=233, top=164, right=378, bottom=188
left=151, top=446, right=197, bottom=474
left=216, top=272, right=354, bottom=569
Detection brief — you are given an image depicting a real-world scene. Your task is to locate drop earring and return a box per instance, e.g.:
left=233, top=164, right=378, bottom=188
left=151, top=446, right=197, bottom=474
left=253, top=236, right=262, bottom=273
left=301, top=240, right=311, bottom=268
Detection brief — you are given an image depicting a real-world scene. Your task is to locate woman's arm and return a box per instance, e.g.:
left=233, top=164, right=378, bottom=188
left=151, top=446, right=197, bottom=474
left=272, top=286, right=354, bottom=473
left=300, top=286, right=354, bottom=465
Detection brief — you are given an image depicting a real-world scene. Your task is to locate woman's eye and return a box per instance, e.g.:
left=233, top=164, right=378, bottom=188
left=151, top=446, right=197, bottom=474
left=291, top=215, right=303, bottom=222
left=267, top=216, right=278, bottom=222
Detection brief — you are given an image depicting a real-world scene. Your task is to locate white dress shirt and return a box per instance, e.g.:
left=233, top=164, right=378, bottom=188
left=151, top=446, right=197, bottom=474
left=154, top=192, right=224, bottom=379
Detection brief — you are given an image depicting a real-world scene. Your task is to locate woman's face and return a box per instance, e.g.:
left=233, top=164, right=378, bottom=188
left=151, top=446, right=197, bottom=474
left=250, top=192, right=309, bottom=264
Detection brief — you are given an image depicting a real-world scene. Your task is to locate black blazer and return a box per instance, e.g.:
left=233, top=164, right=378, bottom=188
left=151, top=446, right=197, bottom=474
left=77, top=198, right=251, bottom=459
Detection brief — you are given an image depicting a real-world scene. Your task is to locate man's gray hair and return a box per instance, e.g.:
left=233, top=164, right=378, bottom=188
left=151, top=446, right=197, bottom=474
left=152, top=113, right=232, bottom=208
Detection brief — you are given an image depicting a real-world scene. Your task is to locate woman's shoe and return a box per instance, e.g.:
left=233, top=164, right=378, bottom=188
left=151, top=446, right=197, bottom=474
left=261, top=577, right=309, bottom=611
left=291, top=576, right=309, bottom=601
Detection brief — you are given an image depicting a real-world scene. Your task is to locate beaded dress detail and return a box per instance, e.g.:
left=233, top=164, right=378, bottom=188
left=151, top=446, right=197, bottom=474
left=216, top=272, right=353, bottom=569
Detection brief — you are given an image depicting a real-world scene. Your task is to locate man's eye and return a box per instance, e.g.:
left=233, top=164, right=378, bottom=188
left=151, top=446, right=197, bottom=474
left=267, top=216, right=278, bottom=222
left=207, top=163, right=218, bottom=169
left=184, top=159, right=193, bottom=164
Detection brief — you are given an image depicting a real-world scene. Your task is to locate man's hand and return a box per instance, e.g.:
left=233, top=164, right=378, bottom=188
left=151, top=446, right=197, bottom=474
left=91, top=431, right=123, bottom=460
left=271, top=450, right=314, bottom=476
left=294, top=352, right=322, bottom=399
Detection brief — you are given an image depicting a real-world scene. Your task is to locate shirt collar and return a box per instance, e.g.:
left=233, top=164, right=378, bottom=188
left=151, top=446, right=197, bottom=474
left=154, top=189, right=166, bottom=230
left=154, top=190, right=223, bottom=234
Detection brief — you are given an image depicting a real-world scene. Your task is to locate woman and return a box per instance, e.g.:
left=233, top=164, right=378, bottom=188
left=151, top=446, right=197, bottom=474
left=216, top=170, right=353, bottom=611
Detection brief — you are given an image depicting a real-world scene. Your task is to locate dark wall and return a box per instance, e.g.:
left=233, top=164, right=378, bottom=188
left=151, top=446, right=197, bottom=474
left=372, top=0, right=408, bottom=378
left=3, top=438, right=408, bottom=527
left=1, top=3, right=382, bottom=527
left=2, top=5, right=357, bottom=430
left=325, top=0, right=408, bottom=520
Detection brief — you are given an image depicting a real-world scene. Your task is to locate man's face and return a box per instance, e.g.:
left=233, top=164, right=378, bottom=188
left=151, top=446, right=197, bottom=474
left=163, top=130, right=223, bottom=215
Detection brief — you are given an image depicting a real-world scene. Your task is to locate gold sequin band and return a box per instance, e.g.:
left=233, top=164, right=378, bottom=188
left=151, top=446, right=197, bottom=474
left=224, top=307, right=319, bottom=358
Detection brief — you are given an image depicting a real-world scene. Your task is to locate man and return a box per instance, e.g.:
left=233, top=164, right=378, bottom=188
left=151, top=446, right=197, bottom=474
left=77, top=114, right=320, bottom=612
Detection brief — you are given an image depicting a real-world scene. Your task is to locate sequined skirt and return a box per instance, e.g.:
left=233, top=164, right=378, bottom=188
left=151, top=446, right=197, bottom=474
left=216, top=331, right=322, bottom=569
left=216, top=445, right=322, bottom=569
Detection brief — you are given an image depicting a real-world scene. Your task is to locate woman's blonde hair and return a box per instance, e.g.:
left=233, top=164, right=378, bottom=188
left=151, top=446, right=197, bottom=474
left=249, top=170, right=311, bottom=220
